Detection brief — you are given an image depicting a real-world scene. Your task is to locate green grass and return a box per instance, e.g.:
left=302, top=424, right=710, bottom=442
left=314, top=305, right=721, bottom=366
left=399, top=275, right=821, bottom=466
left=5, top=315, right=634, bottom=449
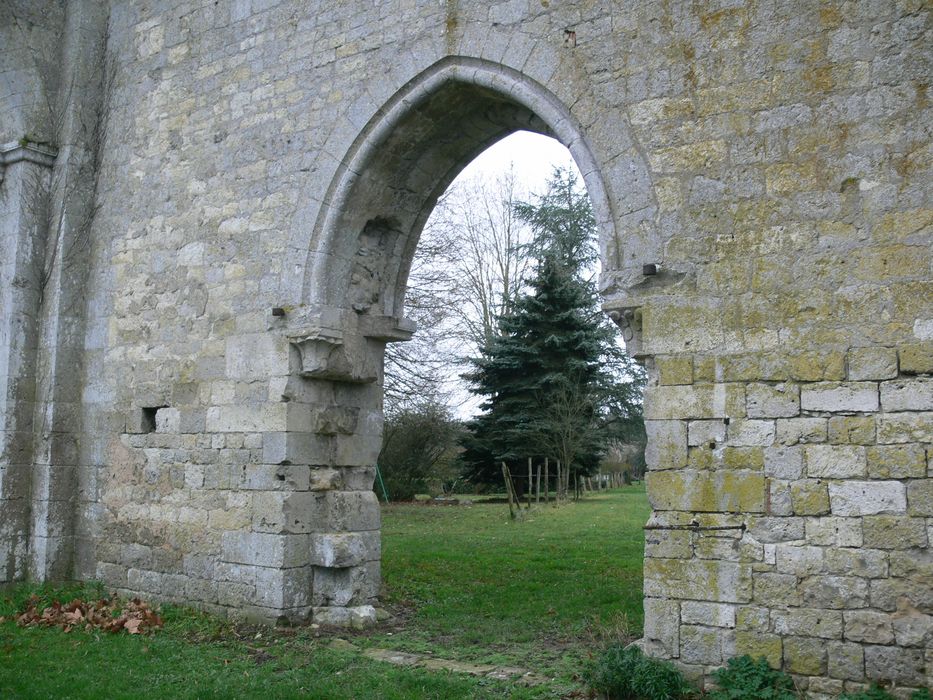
left=0, top=485, right=650, bottom=699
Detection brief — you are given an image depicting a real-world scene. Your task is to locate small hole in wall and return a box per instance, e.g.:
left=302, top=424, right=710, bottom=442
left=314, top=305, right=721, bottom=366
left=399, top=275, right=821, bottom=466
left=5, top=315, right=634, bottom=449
left=141, top=406, right=168, bottom=433
left=709, top=441, right=716, bottom=450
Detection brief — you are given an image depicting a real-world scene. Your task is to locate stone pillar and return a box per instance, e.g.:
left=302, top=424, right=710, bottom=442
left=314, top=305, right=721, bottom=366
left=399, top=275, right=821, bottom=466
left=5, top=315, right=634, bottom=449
left=281, top=308, right=412, bottom=626
left=27, top=0, right=109, bottom=581
left=0, top=142, right=57, bottom=582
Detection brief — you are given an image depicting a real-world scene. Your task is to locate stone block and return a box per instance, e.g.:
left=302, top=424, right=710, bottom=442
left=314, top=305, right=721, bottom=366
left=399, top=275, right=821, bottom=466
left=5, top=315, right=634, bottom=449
left=899, top=342, right=933, bottom=374
left=907, top=479, right=933, bottom=516
left=827, top=640, right=865, bottom=681
left=772, top=608, right=843, bottom=639
left=747, top=383, right=800, bottom=418
left=261, top=431, right=332, bottom=466
left=776, top=544, right=825, bottom=576
left=643, top=558, right=753, bottom=603
left=646, top=470, right=766, bottom=513
left=791, top=480, right=831, bottom=515
left=805, top=445, right=867, bottom=478
left=880, top=378, right=933, bottom=412
left=892, top=607, right=933, bottom=648
left=844, top=610, right=895, bottom=644
left=864, top=645, right=925, bottom=686
left=827, top=416, right=876, bottom=445
left=225, top=333, right=289, bottom=380
left=862, top=515, right=928, bottom=548
left=642, top=597, right=680, bottom=656
left=847, top=347, right=898, bottom=381
left=309, top=490, right=380, bottom=532
left=866, top=445, right=926, bottom=479
left=747, top=516, right=804, bottom=543
left=876, top=413, right=933, bottom=443
left=309, top=531, right=379, bottom=568
left=644, top=529, right=693, bottom=559
left=823, top=548, right=887, bottom=578
left=644, top=420, right=688, bottom=470
left=753, top=573, right=800, bottom=606
left=799, top=575, right=868, bottom=609
left=804, top=517, right=862, bottom=547
left=681, top=601, right=736, bottom=628
left=656, top=356, right=693, bottom=385
left=312, top=560, right=379, bottom=607
left=734, top=632, right=782, bottom=668
left=722, top=446, right=764, bottom=470
left=735, top=606, right=770, bottom=632
left=829, top=481, right=907, bottom=516
left=775, top=417, right=827, bottom=445
left=784, top=636, right=827, bottom=675
left=727, top=419, right=775, bottom=447
left=644, top=383, right=745, bottom=420
left=251, top=491, right=317, bottom=534
left=764, top=445, right=804, bottom=479
left=680, top=625, right=723, bottom=665
left=220, top=531, right=310, bottom=568
left=154, top=407, right=180, bottom=433
left=871, top=578, right=933, bottom=614
left=688, top=419, right=726, bottom=447
left=238, top=464, right=311, bottom=491
left=206, top=403, right=287, bottom=433
left=800, top=382, right=879, bottom=413
left=253, top=566, right=311, bottom=609
left=312, top=605, right=377, bottom=629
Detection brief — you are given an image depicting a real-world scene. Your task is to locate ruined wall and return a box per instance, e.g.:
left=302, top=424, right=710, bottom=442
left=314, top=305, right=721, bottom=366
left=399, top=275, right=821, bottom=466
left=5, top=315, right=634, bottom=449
left=1, top=0, right=930, bottom=695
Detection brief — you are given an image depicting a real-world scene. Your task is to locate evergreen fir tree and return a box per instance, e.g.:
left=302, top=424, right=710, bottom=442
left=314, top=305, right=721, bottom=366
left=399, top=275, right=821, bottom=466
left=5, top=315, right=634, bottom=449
left=461, top=168, right=644, bottom=489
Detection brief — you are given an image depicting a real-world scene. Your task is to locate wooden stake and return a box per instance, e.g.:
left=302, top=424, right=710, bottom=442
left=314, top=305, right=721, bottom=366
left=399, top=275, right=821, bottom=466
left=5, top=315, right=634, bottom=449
left=535, top=462, right=541, bottom=504
left=501, top=462, right=516, bottom=520
left=527, top=457, right=532, bottom=509
left=544, top=458, right=550, bottom=504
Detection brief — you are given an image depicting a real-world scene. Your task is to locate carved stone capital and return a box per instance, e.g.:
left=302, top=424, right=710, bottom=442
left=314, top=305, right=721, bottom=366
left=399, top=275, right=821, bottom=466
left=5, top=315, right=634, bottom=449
left=286, top=306, right=415, bottom=383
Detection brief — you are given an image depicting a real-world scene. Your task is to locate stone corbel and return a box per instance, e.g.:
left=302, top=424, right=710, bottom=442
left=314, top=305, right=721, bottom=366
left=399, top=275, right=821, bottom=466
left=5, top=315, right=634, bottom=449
left=286, top=307, right=415, bottom=383
left=606, top=306, right=644, bottom=360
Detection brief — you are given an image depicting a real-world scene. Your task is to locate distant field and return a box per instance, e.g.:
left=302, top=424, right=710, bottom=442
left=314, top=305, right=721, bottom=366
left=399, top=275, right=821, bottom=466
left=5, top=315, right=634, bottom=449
left=0, top=485, right=650, bottom=699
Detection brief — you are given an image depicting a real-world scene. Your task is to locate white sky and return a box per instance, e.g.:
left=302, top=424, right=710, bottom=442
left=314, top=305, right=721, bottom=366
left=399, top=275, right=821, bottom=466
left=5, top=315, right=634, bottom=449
left=456, top=130, right=577, bottom=191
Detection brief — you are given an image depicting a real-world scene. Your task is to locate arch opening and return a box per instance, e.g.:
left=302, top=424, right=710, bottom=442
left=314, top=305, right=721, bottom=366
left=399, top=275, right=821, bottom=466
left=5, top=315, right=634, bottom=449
left=300, top=57, right=615, bottom=323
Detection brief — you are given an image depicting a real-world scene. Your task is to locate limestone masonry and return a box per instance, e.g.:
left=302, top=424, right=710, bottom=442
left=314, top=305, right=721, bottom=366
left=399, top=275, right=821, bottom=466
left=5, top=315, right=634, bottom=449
left=1, top=0, right=931, bottom=694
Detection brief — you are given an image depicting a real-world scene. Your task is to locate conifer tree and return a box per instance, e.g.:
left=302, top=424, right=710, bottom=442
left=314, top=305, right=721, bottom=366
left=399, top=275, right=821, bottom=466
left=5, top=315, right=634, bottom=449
left=461, top=168, right=644, bottom=490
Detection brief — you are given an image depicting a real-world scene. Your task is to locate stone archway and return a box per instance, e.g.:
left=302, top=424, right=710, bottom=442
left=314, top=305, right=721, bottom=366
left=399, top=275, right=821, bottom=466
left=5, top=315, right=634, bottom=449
left=277, top=56, right=643, bottom=625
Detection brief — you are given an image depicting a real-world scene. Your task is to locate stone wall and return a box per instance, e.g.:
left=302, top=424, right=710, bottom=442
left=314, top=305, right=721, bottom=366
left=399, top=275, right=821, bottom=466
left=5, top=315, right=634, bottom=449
left=1, top=0, right=930, bottom=694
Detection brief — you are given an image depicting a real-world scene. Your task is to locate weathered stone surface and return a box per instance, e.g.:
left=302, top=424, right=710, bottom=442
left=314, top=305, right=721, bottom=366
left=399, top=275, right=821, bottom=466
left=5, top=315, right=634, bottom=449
left=880, top=378, right=933, bottom=412
left=866, top=445, right=927, bottom=479
left=805, top=445, right=867, bottom=478
left=827, top=641, right=865, bottom=681
left=899, top=342, right=933, bottom=375
left=644, top=420, right=688, bottom=470
left=800, top=383, right=879, bottom=414
left=771, top=608, right=843, bottom=639
left=647, top=470, right=766, bottom=513
left=864, top=645, right=926, bottom=686
left=907, top=480, right=933, bottom=516
left=844, top=611, right=895, bottom=644
left=828, top=481, right=907, bottom=516
left=876, top=413, right=933, bottom=444
left=656, top=356, right=693, bottom=386
left=680, top=601, right=736, bottom=628
left=862, top=515, right=928, bottom=549
left=847, top=347, right=898, bottom=381
left=784, top=636, right=827, bottom=675
left=747, top=383, right=800, bottom=418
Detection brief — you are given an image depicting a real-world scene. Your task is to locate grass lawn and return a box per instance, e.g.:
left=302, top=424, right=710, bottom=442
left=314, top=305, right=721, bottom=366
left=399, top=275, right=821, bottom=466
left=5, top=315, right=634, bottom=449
left=0, top=485, right=649, bottom=699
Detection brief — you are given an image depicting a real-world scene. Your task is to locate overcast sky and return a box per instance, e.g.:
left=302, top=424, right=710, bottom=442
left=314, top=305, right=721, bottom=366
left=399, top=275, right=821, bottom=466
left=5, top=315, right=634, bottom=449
left=455, top=130, right=577, bottom=193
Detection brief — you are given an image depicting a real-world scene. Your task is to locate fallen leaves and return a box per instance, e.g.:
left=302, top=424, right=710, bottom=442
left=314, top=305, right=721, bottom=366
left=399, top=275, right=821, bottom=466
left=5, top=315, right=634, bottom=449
left=15, top=595, right=163, bottom=635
